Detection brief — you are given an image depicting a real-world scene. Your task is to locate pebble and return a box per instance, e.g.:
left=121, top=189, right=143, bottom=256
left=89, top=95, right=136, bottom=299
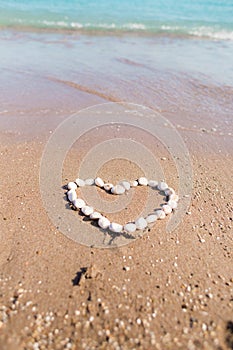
left=124, top=223, right=137, bottom=233
left=146, top=214, right=158, bottom=223
left=157, top=182, right=168, bottom=191
left=67, top=190, right=77, bottom=202
left=135, top=217, right=147, bottom=230
left=119, top=181, right=130, bottom=191
left=90, top=211, right=102, bottom=220
left=155, top=210, right=166, bottom=219
left=111, top=185, right=125, bottom=195
left=67, top=182, right=77, bottom=190
left=168, top=200, right=178, bottom=209
left=162, top=204, right=172, bottom=214
left=81, top=206, right=94, bottom=216
left=85, top=178, right=94, bottom=186
left=104, top=183, right=114, bottom=191
left=169, top=193, right=179, bottom=202
left=95, top=177, right=104, bottom=187
left=148, top=180, right=158, bottom=188
left=75, top=178, right=85, bottom=187
left=98, top=217, right=110, bottom=229
left=164, top=188, right=175, bottom=196
left=72, top=198, right=86, bottom=209
left=130, top=180, right=138, bottom=187
left=138, top=177, right=148, bottom=186
left=109, top=222, right=123, bottom=233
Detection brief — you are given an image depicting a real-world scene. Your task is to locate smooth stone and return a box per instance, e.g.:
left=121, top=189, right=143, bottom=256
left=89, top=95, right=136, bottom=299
left=155, top=209, right=166, bottom=219
left=85, top=178, right=95, bottom=186
left=138, top=177, right=148, bottom=186
left=81, top=206, right=94, bottom=216
left=111, top=185, right=125, bottom=195
left=98, top=217, right=110, bottom=229
left=146, top=214, right=158, bottom=223
left=72, top=198, right=86, bottom=209
left=124, top=223, right=137, bottom=233
left=67, top=190, right=77, bottom=202
left=169, top=193, right=179, bottom=202
left=119, top=181, right=130, bottom=191
left=162, top=204, right=172, bottom=214
left=157, top=181, right=169, bottom=191
left=95, top=177, right=104, bottom=187
left=135, top=217, right=147, bottom=230
left=109, top=222, right=123, bottom=233
left=168, top=200, right=178, bottom=209
left=164, top=187, right=175, bottom=196
left=148, top=180, right=158, bottom=188
left=130, top=180, right=138, bottom=187
left=67, top=182, right=77, bottom=190
left=75, top=178, right=85, bottom=187
left=90, top=211, right=102, bottom=220
left=104, top=183, right=114, bottom=191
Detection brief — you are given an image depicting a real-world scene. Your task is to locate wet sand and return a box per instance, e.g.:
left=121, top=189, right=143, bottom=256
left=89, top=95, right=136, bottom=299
left=0, top=31, right=233, bottom=349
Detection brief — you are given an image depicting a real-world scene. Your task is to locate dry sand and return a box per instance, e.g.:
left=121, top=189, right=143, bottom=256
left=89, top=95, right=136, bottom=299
left=0, top=118, right=232, bottom=350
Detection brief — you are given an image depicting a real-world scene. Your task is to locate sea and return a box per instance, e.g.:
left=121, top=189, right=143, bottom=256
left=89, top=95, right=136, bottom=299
left=0, top=0, right=233, bottom=40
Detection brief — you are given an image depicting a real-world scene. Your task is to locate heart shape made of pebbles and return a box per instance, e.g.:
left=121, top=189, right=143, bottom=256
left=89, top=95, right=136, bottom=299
left=66, top=177, right=179, bottom=234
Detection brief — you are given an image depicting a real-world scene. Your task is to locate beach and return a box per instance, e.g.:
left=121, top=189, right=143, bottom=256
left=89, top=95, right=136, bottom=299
left=0, top=13, right=233, bottom=350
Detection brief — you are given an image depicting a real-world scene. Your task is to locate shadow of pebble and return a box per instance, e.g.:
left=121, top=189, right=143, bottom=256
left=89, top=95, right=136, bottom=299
left=226, top=321, right=233, bottom=350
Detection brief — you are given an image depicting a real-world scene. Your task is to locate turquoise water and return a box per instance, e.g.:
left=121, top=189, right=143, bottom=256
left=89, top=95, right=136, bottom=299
left=0, top=0, right=233, bottom=40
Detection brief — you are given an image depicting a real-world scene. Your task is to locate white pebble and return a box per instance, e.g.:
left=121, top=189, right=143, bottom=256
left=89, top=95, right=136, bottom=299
left=67, top=182, right=77, bottom=190
left=130, top=180, right=138, bottom=187
left=146, top=214, right=158, bottom=223
left=85, top=178, right=94, bottom=186
left=162, top=204, right=172, bottom=214
left=164, top=188, right=175, bottom=196
left=168, top=200, right=178, bottom=209
left=98, top=217, right=110, bottom=229
left=124, top=223, right=137, bottom=233
left=95, top=177, right=104, bottom=187
left=155, top=210, right=166, bottom=219
left=72, top=198, right=86, bottom=209
left=135, top=217, right=147, bottom=230
left=104, top=183, right=114, bottom=191
left=157, top=181, right=168, bottom=191
left=90, top=211, right=102, bottom=220
left=75, top=178, right=85, bottom=187
left=67, top=190, right=77, bottom=202
left=111, top=185, right=125, bottom=195
left=81, top=206, right=94, bottom=216
left=109, top=222, right=123, bottom=233
left=169, top=194, right=179, bottom=202
left=119, top=181, right=130, bottom=191
left=148, top=180, right=158, bottom=188
left=138, top=177, right=148, bottom=186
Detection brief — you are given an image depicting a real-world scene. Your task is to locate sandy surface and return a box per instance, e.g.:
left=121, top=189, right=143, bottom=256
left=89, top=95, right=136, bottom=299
left=0, top=120, right=232, bottom=350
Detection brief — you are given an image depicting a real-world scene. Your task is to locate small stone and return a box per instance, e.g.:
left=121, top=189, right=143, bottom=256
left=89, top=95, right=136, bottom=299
left=119, top=181, right=130, bottom=191
left=148, top=180, right=158, bottom=188
left=130, top=180, right=138, bottom=187
left=95, top=177, right=104, bottom=187
left=168, top=200, right=178, bottom=209
left=75, top=178, right=85, bottom=187
left=111, top=185, right=125, bottom=195
left=135, top=217, right=147, bottom=230
left=72, top=198, right=86, bottom=209
left=90, top=211, right=102, bottom=220
left=164, top=188, right=175, bottom=196
left=169, top=193, right=179, bottom=202
left=123, top=266, right=130, bottom=271
left=67, top=182, right=77, bottom=190
left=85, top=178, right=94, bottom=186
left=138, top=177, right=148, bottom=186
left=162, top=204, right=172, bottom=214
left=146, top=214, right=158, bottom=223
left=104, top=183, right=114, bottom=191
left=67, top=190, right=77, bottom=202
left=157, top=181, right=168, bottom=191
left=124, top=223, right=137, bottom=233
left=155, top=210, right=166, bottom=219
left=109, top=222, right=123, bottom=233
left=81, top=206, right=94, bottom=216
left=98, top=217, right=110, bottom=229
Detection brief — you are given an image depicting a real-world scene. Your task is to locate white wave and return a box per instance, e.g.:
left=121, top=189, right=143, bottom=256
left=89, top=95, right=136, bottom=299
left=189, top=27, right=233, bottom=41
